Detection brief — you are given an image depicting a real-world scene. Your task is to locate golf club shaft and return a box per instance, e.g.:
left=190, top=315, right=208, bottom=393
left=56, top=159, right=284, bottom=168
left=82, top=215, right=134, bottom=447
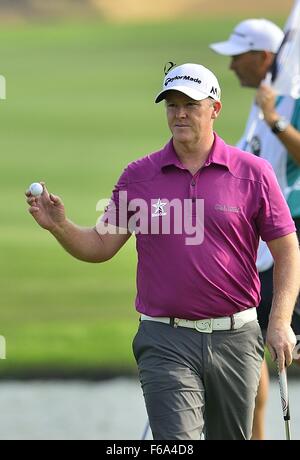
left=141, top=419, right=150, bottom=440
left=285, top=420, right=291, bottom=441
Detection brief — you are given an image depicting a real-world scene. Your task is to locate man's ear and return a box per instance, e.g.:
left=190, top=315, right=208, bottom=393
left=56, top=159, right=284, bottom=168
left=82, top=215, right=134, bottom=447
left=264, top=51, right=275, bottom=72
left=211, top=101, right=222, bottom=119
left=256, top=50, right=274, bottom=75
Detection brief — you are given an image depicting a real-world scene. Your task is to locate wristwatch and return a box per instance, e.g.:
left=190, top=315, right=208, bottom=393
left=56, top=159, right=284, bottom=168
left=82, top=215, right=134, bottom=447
left=271, top=117, right=289, bottom=135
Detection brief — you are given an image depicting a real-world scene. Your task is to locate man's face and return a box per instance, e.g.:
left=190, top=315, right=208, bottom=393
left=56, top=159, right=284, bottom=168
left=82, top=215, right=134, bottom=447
left=230, top=51, right=270, bottom=88
left=165, top=91, right=220, bottom=145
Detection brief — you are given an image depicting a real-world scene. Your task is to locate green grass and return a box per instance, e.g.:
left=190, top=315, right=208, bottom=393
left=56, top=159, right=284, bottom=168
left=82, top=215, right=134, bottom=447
left=0, top=16, right=286, bottom=376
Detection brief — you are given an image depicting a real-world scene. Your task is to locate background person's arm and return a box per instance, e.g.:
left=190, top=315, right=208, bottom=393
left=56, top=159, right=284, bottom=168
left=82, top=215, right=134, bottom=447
left=256, top=84, right=300, bottom=164
left=26, top=183, right=131, bottom=263
left=266, top=233, right=300, bottom=370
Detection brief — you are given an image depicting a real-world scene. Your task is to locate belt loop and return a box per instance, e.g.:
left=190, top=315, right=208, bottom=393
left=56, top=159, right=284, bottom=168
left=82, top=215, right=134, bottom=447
left=230, top=315, right=235, bottom=330
left=170, top=318, right=175, bottom=328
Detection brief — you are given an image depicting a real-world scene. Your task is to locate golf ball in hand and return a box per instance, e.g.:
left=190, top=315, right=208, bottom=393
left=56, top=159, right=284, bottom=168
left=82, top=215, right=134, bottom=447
left=29, top=183, right=43, bottom=197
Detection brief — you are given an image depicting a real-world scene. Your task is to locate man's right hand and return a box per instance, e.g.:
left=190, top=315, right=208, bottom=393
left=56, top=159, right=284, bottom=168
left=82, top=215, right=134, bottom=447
left=25, top=182, right=66, bottom=232
left=26, top=182, right=131, bottom=263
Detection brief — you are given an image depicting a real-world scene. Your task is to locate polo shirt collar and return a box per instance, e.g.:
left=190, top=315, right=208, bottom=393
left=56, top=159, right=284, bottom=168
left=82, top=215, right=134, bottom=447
left=160, top=139, right=186, bottom=170
left=160, top=133, right=231, bottom=172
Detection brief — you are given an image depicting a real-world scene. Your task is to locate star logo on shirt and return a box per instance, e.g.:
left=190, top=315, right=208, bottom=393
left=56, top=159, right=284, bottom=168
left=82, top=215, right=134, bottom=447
left=152, top=198, right=167, bottom=217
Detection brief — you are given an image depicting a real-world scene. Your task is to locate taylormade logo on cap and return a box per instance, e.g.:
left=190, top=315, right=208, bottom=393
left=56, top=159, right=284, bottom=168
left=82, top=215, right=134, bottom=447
left=165, top=75, right=202, bottom=86
left=210, top=19, right=284, bottom=56
left=155, top=63, right=221, bottom=103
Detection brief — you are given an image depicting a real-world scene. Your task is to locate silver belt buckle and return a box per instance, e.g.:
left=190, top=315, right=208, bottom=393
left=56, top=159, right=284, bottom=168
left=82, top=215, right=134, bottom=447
left=195, top=319, right=213, bottom=333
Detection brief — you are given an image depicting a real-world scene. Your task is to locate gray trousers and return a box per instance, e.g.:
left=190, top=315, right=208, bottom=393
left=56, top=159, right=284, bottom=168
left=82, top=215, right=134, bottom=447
left=133, top=319, right=264, bottom=440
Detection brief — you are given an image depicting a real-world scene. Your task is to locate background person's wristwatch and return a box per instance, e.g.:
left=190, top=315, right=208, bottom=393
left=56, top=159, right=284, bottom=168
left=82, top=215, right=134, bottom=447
left=271, top=117, right=289, bottom=135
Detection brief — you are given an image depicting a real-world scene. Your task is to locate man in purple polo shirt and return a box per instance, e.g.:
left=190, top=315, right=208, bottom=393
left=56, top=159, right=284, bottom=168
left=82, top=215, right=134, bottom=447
left=26, top=63, right=300, bottom=440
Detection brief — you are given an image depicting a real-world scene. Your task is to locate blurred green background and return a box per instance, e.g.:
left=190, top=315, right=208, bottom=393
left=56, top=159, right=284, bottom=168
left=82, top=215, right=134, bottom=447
left=0, top=7, right=289, bottom=378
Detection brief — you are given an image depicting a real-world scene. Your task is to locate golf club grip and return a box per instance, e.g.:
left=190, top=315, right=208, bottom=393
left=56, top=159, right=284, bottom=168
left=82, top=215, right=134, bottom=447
left=278, top=366, right=290, bottom=421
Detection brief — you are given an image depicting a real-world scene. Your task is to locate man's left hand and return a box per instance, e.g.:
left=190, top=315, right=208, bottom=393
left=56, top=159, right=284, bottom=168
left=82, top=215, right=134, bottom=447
left=266, top=321, right=297, bottom=371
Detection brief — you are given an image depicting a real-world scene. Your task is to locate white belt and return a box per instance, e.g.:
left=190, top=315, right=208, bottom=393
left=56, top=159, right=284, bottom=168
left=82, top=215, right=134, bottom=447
left=140, top=307, right=257, bottom=333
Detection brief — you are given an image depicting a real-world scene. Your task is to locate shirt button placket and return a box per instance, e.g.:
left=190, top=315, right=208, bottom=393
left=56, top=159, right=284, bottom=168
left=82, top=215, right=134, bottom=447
left=191, top=178, right=196, bottom=195
left=190, top=178, right=197, bottom=216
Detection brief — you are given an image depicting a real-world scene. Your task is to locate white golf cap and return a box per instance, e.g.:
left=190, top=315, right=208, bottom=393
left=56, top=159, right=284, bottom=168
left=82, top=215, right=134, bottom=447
left=210, top=19, right=284, bottom=56
left=155, top=63, right=221, bottom=103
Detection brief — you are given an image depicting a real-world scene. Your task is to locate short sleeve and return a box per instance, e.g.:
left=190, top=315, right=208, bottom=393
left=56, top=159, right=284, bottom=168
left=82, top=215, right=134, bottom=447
left=98, top=167, right=134, bottom=231
left=256, top=162, right=296, bottom=241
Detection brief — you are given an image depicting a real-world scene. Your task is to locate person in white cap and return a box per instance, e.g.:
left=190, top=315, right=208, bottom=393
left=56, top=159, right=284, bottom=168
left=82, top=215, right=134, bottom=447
left=210, top=19, right=300, bottom=440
